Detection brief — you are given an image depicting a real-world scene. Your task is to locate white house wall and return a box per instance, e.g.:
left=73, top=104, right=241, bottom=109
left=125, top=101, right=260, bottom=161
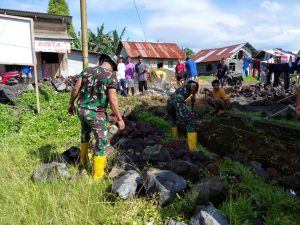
left=67, top=51, right=98, bottom=76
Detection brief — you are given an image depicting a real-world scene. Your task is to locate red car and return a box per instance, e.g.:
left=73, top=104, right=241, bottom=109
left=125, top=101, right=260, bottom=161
left=0, top=71, right=22, bottom=84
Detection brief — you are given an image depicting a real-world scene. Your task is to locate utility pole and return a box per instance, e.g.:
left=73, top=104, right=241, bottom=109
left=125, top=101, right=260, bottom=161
left=80, top=0, right=88, bottom=68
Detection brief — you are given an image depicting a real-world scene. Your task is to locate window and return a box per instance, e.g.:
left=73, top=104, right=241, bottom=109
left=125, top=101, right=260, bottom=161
left=229, top=62, right=236, bottom=72
left=157, top=62, right=163, bottom=68
left=206, top=64, right=213, bottom=72
left=168, top=61, right=173, bottom=68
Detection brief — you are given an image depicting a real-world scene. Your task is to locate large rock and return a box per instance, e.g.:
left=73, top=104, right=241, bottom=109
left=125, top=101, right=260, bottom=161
left=32, top=162, right=71, bottom=182
left=62, top=146, right=80, bottom=165
left=108, top=165, right=126, bottom=179
left=191, top=177, right=227, bottom=206
left=51, top=79, right=67, bottom=92
left=165, top=159, right=199, bottom=182
left=112, top=170, right=141, bottom=199
left=249, top=161, right=268, bottom=179
left=142, top=145, right=171, bottom=162
left=142, top=168, right=187, bottom=206
left=190, top=205, right=228, bottom=225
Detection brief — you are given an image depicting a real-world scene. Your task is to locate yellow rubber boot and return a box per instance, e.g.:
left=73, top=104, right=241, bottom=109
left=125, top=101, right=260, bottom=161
left=172, top=127, right=178, bottom=139
left=80, top=143, right=89, bottom=166
left=187, top=132, right=197, bottom=152
left=92, top=155, right=107, bottom=181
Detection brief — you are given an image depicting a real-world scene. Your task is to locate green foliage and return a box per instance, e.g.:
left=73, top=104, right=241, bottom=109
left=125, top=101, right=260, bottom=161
left=48, top=0, right=69, bottom=16
left=0, top=104, right=18, bottom=134
left=242, top=75, right=260, bottom=83
left=73, top=23, right=126, bottom=54
left=219, top=158, right=300, bottom=225
left=220, top=194, right=256, bottom=225
left=137, top=111, right=171, bottom=134
left=184, top=48, right=195, bottom=57
left=87, top=23, right=126, bottom=53
left=47, top=0, right=76, bottom=38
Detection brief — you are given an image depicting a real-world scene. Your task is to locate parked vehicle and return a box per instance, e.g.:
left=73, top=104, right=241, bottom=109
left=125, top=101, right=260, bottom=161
left=223, top=72, right=243, bottom=87
left=0, top=71, right=22, bottom=85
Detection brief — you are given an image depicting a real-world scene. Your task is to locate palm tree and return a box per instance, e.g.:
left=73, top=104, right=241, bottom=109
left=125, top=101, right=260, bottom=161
left=72, top=23, right=126, bottom=54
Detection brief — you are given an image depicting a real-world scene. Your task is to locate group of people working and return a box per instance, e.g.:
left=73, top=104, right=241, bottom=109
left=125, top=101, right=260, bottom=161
left=68, top=53, right=230, bottom=180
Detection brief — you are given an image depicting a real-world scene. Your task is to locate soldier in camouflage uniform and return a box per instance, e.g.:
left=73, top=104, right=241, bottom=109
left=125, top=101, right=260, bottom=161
left=68, top=53, right=125, bottom=180
left=167, top=80, right=199, bottom=151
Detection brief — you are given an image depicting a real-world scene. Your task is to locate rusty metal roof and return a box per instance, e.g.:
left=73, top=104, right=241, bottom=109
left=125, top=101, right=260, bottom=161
left=119, top=41, right=185, bottom=59
left=192, top=43, right=246, bottom=63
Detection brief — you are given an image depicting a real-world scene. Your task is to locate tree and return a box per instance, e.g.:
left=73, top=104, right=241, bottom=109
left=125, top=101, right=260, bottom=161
left=184, top=48, right=195, bottom=57
left=87, top=23, right=126, bottom=54
left=48, top=0, right=76, bottom=38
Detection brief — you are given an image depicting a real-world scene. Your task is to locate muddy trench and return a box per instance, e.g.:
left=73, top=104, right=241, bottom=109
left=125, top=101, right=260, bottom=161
left=137, top=97, right=300, bottom=178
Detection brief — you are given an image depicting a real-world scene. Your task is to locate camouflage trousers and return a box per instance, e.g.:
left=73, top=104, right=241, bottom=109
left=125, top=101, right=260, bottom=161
left=167, top=94, right=194, bottom=132
left=78, top=107, right=108, bottom=156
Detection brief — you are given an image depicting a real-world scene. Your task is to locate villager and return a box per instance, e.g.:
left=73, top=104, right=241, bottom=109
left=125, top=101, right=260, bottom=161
left=204, top=79, right=230, bottom=115
left=22, top=65, right=32, bottom=83
left=135, top=55, right=148, bottom=93
left=117, top=55, right=127, bottom=96
left=155, top=64, right=167, bottom=85
left=216, top=58, right=228, bottom=87
left=175, top=59, right=186, bottom=86
left=185, top=57, right=198, bottom=82
left=167, top=80, right=199, bottom=151
left=68, top=53, right=125, bottom=180
left=125, top=56, right=135, bottom=96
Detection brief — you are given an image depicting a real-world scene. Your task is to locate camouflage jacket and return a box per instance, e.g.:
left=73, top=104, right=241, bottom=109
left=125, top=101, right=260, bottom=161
left=77, top=66, right=117, bottom=112
left=173, top=84, right=192, bottom=100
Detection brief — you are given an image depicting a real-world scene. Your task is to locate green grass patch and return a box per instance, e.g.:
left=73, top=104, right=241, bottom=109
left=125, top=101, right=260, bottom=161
left=242, top=75, right=260, bottom=83
left=137, top=111, right=172, bottom=134
left=219, top=158, right=300, bottom=225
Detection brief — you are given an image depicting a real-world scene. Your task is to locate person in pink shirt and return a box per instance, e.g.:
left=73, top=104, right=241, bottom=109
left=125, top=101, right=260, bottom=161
left=175, top=59, right=186, bottom=87
left=125, top=56, right=136, bottom=96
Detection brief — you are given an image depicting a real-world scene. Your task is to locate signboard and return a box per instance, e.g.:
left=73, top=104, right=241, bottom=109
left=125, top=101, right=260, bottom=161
left=0, top=14, right=40, bottom=113
left=0, top=15, right=35, bottom=65
left=35, top=40, right=71, bottom=53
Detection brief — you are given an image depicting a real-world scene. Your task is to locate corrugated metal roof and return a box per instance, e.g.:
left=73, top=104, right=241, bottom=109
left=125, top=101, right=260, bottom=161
left=192, top=43, right=245, bottom=63
left=0, top=8, right=72, bottom=24
left=120, top=41, right=185, bottom=59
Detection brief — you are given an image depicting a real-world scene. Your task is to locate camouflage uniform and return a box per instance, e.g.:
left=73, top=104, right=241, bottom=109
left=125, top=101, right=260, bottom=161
left=77, top=66, right=117, bottom=156
left=167, top=84, right=194, bottom=132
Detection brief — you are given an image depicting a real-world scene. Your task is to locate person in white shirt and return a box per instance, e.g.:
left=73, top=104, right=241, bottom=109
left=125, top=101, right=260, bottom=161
left=117, top=55, right=127, bottom=96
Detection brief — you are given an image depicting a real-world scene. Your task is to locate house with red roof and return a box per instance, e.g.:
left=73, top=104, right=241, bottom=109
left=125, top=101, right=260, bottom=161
left=116, top=41, right=185, bottom=71
left=192, top=43, right=257, bottom=75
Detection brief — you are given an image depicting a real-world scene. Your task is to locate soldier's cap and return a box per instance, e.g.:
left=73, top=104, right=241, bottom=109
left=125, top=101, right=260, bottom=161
left=99, top=53, right=118, bottom=71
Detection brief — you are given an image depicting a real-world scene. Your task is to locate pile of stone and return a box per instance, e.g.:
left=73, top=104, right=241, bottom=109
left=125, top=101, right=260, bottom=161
left=231, top=81, right=298, bottom=103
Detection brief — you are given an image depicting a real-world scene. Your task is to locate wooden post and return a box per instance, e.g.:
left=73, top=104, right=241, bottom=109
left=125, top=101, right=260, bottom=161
left=33, top=63, right=40, bottom=113
left=30, top=17, right=40, bottom=113
left=80, top=0, right=89, bottom=69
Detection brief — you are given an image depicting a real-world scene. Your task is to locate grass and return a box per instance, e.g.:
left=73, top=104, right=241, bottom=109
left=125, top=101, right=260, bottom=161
left=0, top=84, right=299, bottom=224
left=219, top=158, right=300, bottom=225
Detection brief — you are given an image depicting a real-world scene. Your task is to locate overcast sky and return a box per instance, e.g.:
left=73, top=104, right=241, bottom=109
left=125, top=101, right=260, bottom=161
left=1, top=0, right=299, bottom=52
